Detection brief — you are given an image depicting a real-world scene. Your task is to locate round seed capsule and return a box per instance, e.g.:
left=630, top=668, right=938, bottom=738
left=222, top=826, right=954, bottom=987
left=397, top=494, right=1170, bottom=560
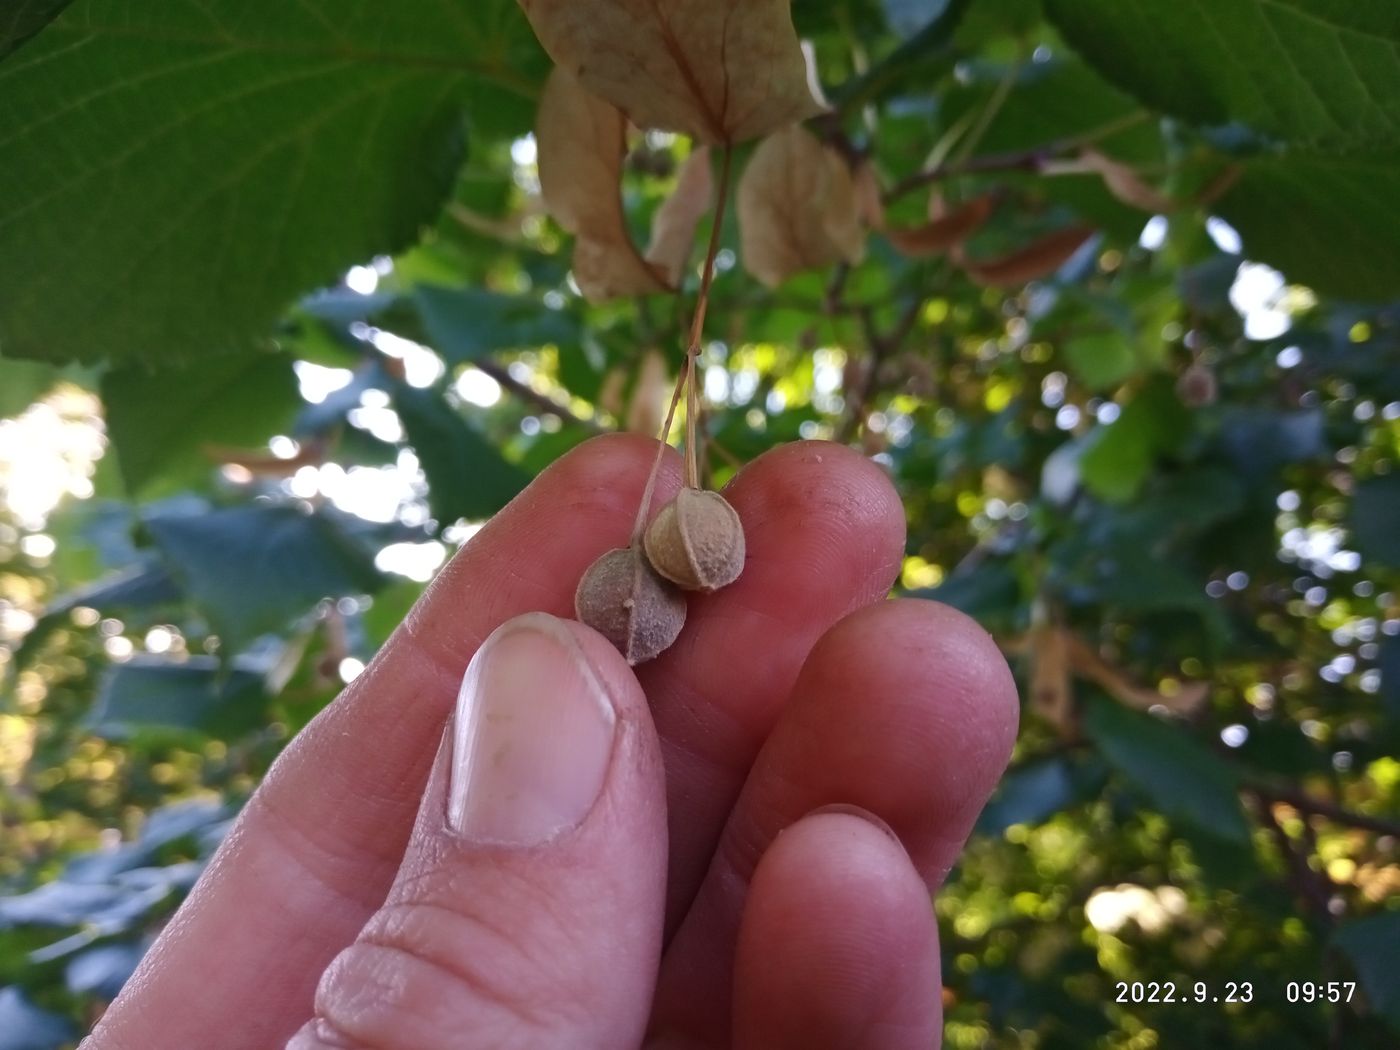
left=643, top=487, right=745, bottom=592
left=574, top=546, right=687, bottom=665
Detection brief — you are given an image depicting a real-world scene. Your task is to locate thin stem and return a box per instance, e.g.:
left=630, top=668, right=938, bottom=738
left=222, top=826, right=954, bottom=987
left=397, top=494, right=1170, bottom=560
left=1245, top=783, right=1400, bottom=837
left=884, top=110, right=1152, bottom=203
left=629, top=145, right=735, bottom=545
left=950, top=53, right=1023, bottom=165
left=471, top=358, right=603, bottom=433
left=687, top=351, right=703, bottom=487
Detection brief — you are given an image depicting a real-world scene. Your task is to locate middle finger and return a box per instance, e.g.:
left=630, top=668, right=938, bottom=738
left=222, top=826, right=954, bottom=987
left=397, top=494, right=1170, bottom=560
left=637, top=440, right=906, bottom=933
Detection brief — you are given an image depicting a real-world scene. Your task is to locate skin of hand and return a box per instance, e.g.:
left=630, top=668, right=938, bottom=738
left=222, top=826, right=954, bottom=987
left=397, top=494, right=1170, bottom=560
left=82, top=435, right=1019, bottom=1050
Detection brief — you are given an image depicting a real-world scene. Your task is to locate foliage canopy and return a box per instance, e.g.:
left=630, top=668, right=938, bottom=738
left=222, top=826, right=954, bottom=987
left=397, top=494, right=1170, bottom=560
left=2, top=0, right=1400, bottom=1046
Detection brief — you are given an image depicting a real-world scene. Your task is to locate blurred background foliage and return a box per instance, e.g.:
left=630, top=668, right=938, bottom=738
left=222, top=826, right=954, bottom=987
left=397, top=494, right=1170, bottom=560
left=2, top=0, right=1400, bottom=1046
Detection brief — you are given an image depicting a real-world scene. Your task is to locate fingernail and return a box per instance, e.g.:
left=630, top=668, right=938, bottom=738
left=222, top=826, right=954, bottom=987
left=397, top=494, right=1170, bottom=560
left=806, top=803, right=903, bottom=847
left=448, top=613, right=617, bottom=845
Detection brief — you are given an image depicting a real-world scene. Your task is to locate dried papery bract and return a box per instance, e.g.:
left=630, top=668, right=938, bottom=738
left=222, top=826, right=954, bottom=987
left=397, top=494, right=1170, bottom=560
left=645, top=147, right=714, bottom=286
left=625, top=350, right=670, bottom=436
left=644, top=487, right=745, bottom=591
left=962, top=225, right=1097, bottom=287
left=536, top=67, right=669, bottom=301
left=1058, top=148, right=1178, bottom=214
left=575, top=546, right=686, bottom=664
left=885, top=191, right=999, bottom=258
left=737, top=125, right=866, bottom=288
left=517, top=0, right=822, bottom=144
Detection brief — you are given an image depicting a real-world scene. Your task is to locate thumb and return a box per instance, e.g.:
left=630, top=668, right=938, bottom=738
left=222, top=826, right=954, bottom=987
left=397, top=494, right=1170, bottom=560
left=288, top=612, right=667, bottom=1050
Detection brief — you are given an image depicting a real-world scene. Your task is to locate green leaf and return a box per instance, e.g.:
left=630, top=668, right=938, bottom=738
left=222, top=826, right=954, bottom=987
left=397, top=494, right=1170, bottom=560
left=360, top=578, right=425, bottom=648
left=976, top=756, right=1107, bottom=834
left=1333, top=913, right=1400, bottom=1030
left=391, top=382, right=530, bottom=525
left=413, top=285, right=580, bottom=365
left=0, top=356, right=58, bottom=417
left=0, top=0, right=72, bottom=59
left=1217, top=154, right=1400, bottom=299
left=1353, top=474, right=1400, bottom=569
left=1063, top=332, right=1138, bottom=391
left=939, top=60, right=1162, bottom=238
left=1044, top=0, right=1400, bottom=150
left=1083, top=695, right=1251, bottom=843
left=1219, top=407, right=1327, bottom=475
left=101, top=351, right=301, bottom=495
left=145, top=504, right=385, bottom=650
left=1080, top=377, right=1190, bottom=503
left=88, top=657, right=268, bottom=737
left=831, top=0, right=970, bottom=110
left=0, top=0, right=546, bottom=365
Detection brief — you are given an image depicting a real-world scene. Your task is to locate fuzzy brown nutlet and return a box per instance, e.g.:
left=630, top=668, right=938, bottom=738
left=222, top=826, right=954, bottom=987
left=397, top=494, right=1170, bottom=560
left=643, top=487, right=746, bottom=592
left=574, top=546, right=687, bottom=665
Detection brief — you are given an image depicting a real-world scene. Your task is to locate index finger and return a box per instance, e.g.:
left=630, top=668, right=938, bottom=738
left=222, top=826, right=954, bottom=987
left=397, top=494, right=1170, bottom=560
left=89, top=434, right=680, bottom=1050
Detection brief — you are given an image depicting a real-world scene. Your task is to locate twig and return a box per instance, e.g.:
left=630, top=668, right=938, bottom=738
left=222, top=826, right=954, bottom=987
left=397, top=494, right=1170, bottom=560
left=884, top=111, right=1152, bottom=203
left=631, top=146, right=735, bottom=544
left=471, top=358, right=603, bottom=433
left=1250, top=792, right=1335, bottom=925
left=838, top=294, right=925, bottom=443
left=1246, top=783, right=1400, bottom=838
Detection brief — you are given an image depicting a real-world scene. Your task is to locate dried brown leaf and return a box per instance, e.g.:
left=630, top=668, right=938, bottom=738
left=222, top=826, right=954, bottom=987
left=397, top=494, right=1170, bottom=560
left=625, top=349, right=670, bottom=436
left=737, top=125, right=865, bottom=289
left=518, top=0, right=822, bottom=145
left=1065, top=632, right=1209, bottom=716
left=1077, top=148, right=1176, bottom=213
left=597, top=367, right=626, bottom=418
left=536, top=67, right=669, bottom=301
left=962, top=225, right=1096, bottom=287
left=644, top=147, right=713, bottom=287
left=885, top=192, right=999, bottom=258
left=1029, top=623, right=1074, bottom=734
left=821, top=150, right=866, bottom=263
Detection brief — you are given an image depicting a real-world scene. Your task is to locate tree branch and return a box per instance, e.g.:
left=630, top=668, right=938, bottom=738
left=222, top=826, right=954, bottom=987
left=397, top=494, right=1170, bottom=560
left=1246, top=783, right=1400, bottom=838
left=471, top=358, right=604, bottom=433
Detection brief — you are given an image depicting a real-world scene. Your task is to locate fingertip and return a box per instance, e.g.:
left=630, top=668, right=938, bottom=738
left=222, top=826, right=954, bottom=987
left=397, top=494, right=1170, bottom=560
left=734, top=808, right=940, bottom=1049
left=809, top=597, right=1021, bottom=763
left=724, top=441, right=906, bottom=587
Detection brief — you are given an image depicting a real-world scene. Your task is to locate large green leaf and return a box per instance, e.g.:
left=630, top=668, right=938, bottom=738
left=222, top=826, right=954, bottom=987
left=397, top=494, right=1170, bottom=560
left=101, top=351, right=301, bottom=495
left=1217, top=154, right=1400, bottom=299
left=976, top=756, right=1107, bottom=834
left=1080, top=377, right=1191, bottom=503
left=391, top=382, right=531, bottom=525
left=88, top=657, right=269, bottom=737
left=1044, top=0, right=1400, bottom=149
left=1333, top=913, right=1400, bottom=1030
left=0, top=0, right=71, bottom=59
left=1352, top=474, right=1400, bottom=569
left=145, top=504, right=385, bottom=649
left=0, top=356, right=58, bottom=417
left=413, top=285, right=580, bottom=365
left=1084, top=696, right=1251, bottom=843
left=0, top=0, right=545, bottom=365
left=938, top=60, right=1163, bottom=239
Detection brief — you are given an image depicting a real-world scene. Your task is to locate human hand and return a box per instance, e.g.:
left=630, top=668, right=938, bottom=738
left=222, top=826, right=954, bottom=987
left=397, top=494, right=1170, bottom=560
left=85, top=436, right=1019, bottom=1049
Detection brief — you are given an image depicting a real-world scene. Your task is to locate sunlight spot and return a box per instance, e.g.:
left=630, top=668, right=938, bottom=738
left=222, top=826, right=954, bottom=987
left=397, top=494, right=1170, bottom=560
left=344, top=265, right=378, bottom=295
left=293, top=362, right=354, bottom=405
left=1206, top=216, right=1242, bottom=254
left=455, top=368, right=502, bottom=407
left=375, top=541, right=447, bottom=582
left=510, top=134, right=537, bottom=167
